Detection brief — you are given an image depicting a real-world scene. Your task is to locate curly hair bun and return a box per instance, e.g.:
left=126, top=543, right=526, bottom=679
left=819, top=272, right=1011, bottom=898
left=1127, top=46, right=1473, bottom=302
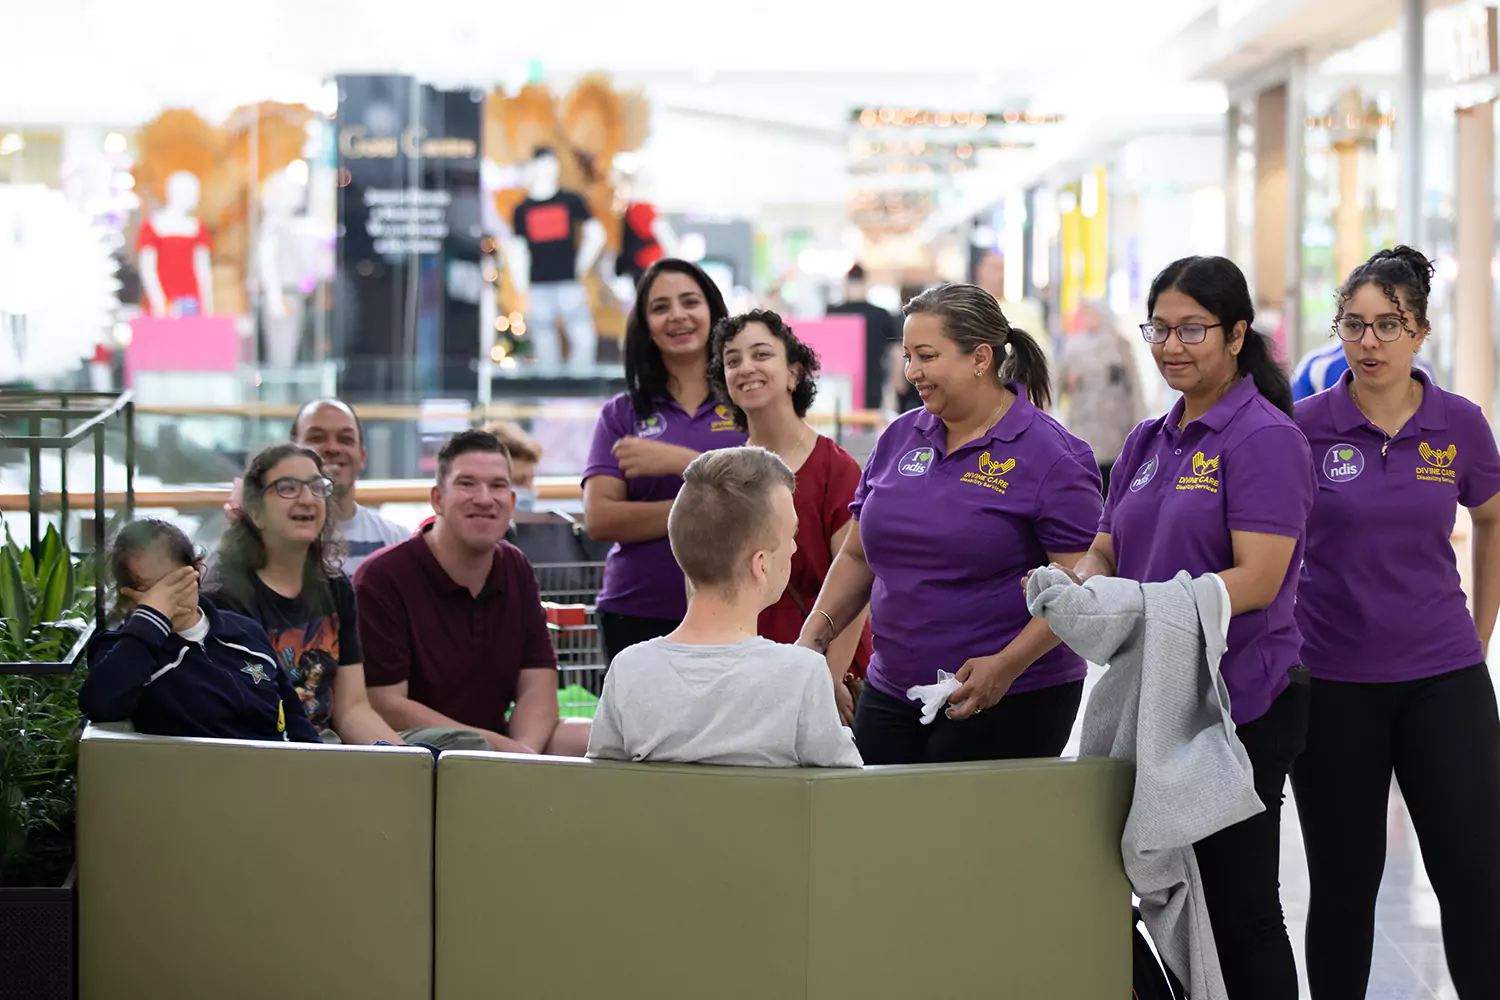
left=1370, top=245, right=1435, bottom=298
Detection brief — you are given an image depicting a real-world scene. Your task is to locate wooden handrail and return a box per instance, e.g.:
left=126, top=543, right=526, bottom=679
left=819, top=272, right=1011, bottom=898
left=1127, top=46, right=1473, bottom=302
left=128, top=402, right=887, bottom=427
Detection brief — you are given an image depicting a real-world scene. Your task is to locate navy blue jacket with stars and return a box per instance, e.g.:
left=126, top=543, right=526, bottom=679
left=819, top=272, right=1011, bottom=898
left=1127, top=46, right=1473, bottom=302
left=81, top=598, right=320, bottom=743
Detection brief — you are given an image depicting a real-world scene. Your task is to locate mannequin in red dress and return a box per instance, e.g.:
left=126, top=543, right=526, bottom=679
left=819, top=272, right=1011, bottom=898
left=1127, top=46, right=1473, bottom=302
left=137, top=171, right=213, bottom=317
left=709, top=309, right=872, bottom=726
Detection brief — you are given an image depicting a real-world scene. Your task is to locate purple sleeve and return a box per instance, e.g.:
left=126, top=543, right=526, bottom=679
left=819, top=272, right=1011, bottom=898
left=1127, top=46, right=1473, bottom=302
left=1225, top=424, right=1314, bottom=537
left=1460, top=402, right=1500, bottom=509
left=1036, top=452, right=1105, bottom=553
left=583, top=396, right=630, bottom=483
left=849, top=426, right=889, bottom=521
left=1100, top=423, right=1144, bottom=534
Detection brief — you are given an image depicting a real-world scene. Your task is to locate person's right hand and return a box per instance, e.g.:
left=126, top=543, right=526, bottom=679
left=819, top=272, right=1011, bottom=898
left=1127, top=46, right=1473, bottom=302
left=122, top=566, right=199, bottom=624
left=483, top=731, right=537, bottom=755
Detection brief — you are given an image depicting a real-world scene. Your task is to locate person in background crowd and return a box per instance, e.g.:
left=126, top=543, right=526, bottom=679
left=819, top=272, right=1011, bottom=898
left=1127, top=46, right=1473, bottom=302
left=709, top=309, right=872, bottom=726
left=1066, top=256, right=1313, bottom=999
left=583, top=258, right=746, bottom=663
left=826, top=263, right=897, bottom=416
left=1291, top=247, right=1500, bottom=1000
left=889, top=282, right=929, bottom=413
left=798, top=283, right=1102, bottom=763
left=357, top=430, right=590, bottom=756
left=205, top=444, right=450, bottom=747
left=290, top=399, right=408, bottom=575
left=1057, top=298, right=1145, bottom=497
left=81, top=518, right=318, bottom=743
left=1291, top=334, right=1433, bottom=403
left=588, top=448, right=862, bottom=767
left=485, top=419, right=543, bottom=510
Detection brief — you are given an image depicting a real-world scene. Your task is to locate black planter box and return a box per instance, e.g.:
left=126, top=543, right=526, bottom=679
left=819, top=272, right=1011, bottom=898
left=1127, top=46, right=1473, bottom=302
left=0, top=869, right=75, bottom=1000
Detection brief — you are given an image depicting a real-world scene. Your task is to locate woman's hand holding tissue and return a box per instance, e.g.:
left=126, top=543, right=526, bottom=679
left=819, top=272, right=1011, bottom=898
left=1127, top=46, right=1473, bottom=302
left=945, top=652, right=1019, bottom=720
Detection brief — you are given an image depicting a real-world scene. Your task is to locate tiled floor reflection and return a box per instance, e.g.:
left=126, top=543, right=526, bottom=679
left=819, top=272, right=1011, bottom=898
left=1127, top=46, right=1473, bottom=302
left=1066, top=664, right=1473, bottom=999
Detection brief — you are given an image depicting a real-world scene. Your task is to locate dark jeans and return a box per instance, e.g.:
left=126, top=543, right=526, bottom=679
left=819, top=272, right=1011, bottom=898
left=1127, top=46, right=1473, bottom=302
left=1291, top=663, right=1500, bottom=1000
left=1192, top=673, right=1309, bottom=1000
left=600, top=610, right=679, bottom=665
left=853, top=678, right=1083, bottom=764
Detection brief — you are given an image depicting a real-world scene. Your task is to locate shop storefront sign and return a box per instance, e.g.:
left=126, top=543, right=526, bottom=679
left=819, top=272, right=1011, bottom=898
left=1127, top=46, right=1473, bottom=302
left=334, top=75, right=482, bottom=396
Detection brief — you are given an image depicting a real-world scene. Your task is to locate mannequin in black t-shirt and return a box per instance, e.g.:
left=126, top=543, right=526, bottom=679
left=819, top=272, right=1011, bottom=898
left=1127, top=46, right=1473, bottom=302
left=826, top=263, right=899, bottom=412
left=508, top=148, right=606, bottom=376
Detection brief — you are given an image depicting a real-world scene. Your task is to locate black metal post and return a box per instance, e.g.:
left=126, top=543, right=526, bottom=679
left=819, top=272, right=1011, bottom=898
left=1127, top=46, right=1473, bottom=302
left=93, top=424, right=106, bottom=629
left=28, top=415, right=41, bottom=550
left=124, top=399, right=136, bottom=520
left=59, top=400, right=69, bottom=548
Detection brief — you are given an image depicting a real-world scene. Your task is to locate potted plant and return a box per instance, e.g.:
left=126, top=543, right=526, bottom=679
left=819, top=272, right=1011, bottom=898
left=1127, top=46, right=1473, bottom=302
left=0, top=523, right=95, bottom=1000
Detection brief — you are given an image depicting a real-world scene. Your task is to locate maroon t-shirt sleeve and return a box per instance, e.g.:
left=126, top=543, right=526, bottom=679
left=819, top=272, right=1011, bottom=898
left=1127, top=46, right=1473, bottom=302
left=353, top=561, right=411, bottom=687
left=511, top=550, right=558, bottom=672
left=823, top=441, right=863, bottom=539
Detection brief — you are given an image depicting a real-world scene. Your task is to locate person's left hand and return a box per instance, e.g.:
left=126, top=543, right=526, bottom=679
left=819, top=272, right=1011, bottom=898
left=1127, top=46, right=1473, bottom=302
left=611, top=437, right=697, bottom=479
left=946, top=653, right=1017, bottom=721
left=1021, top=562, right=1082, bottom=593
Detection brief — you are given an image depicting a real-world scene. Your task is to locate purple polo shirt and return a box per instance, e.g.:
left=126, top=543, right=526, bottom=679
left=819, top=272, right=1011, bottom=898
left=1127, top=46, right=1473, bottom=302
left=584, top=392, right=748, bottom=619
left=354, top=528, right=556, bottom=735
left=1296, top=369, right=1500, bottom=683
left=1103, top=376, right=1313, bottom=725
left=852, top=385, right=1102, bottom=701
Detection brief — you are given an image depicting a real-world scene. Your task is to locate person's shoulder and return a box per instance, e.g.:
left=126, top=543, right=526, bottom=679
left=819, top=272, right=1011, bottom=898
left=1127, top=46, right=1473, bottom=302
left=210, top=604, right=271, bottom=646
left=1293, top=386, right=1336, bottom=430
left=495, top=539, right=541, bottom=584
left=1436, top=383, right=1492, bottom=437
left=1229, top=398, right=1309, bottom=460
left=354, top=534, right=419, bottom=585
left=598, top=392, right=636, bottom=422
left=818, top=435, right=861, bottom=474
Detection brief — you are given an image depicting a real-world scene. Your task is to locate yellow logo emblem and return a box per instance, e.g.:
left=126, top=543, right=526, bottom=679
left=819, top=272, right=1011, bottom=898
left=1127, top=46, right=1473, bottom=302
left=978, top=451, right=1015, bottom=477
left=1176, top=451, right=1221, bottom=493
left=1419, top=442, right=1457, bottom=468
left=1191, top=452, right=1220, bottom=477
left=710, top=403, right=738, bottom=433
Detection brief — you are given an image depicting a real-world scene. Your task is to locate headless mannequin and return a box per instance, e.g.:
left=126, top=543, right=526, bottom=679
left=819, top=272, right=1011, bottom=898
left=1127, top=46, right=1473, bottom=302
left=139, top=171, right=214, bottom=317
left=507, top=150, right=606, bottom=376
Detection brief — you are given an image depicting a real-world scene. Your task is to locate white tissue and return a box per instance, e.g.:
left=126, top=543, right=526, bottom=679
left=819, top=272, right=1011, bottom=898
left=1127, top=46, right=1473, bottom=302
left=906, top=670, right=963, bottom=725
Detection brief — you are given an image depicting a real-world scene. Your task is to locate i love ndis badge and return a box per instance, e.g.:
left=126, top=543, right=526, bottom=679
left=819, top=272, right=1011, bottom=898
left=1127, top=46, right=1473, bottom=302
left=1322, top=443, right=1364, bottom=483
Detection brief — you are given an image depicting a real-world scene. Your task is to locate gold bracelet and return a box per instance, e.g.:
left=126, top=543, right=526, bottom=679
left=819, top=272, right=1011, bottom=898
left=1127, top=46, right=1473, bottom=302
left=813, top=609, right=836, bottom=634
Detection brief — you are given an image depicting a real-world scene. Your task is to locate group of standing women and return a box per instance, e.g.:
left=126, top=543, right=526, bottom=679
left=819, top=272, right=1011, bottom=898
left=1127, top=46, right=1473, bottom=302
left=583, top=249, right=1500, bottom=999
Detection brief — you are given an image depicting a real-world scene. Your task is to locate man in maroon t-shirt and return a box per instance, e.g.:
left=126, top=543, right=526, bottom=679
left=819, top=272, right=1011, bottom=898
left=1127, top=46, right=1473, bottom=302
left=355, top=429, right=590, bottom=755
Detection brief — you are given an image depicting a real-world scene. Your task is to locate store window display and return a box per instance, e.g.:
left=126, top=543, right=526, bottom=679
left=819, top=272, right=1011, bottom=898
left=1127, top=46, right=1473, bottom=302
left=508, top=148, right=606, bottom=375
left=137, top=170, right=213, bottom=317
left=256, top=168, right=327, bottom=368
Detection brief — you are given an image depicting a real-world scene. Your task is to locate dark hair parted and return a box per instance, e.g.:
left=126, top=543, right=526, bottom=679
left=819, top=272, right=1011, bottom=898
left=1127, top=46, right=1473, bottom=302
left=669, top=447, right=796, bottom=592
left=1336, top=245, right=1435, bottom=333
left=1147, top=256, right=1293, bottom=417
left=708, top=309, right=821, bottom=432
left=436, top=429, right=511, bottom=487
left=903, top=283, right=1053, bottom=409
left=209, top=443, right=344, bottom=612
left=625, top=258, right=730, bottom=419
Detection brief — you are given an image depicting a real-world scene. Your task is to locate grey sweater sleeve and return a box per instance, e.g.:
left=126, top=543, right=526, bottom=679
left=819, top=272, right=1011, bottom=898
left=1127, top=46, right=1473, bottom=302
left=794, top=666, right=864, bottom=768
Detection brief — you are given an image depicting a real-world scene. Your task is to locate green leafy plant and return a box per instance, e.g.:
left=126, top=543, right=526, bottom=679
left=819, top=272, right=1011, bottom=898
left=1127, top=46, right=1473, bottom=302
left=0, top=522, right=97, bottom=886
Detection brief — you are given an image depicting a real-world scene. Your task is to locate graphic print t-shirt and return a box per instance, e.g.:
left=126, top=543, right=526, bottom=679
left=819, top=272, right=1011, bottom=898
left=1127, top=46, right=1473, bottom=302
left=206, top=573, right=361, bottom=731
left=512, top=192, right=592, bottom=284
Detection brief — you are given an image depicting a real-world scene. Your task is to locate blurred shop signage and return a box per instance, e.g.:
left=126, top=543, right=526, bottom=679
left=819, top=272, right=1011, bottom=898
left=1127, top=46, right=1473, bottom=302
left=1452, top=7, right=1499, bottom=83
left=851, top=109, right=1063, bottom=129
left=334, top=74, right=484, bottom=396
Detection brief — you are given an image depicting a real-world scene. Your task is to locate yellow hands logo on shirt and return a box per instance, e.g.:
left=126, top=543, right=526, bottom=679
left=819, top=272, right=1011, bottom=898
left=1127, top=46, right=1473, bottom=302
left=961, top=450, right=1017, bottom=494
left=1418, top=442, right=1458, bottom=484
left=1176, top=451, right=1221, bottom=493
left=711, top=403, right=738, bottom=433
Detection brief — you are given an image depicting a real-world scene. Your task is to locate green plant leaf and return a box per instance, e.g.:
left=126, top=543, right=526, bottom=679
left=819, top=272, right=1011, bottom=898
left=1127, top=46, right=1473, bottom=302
left=37, top=549, right=69, bottom=624
left=0, top=547, right=26, bottom=634
left=37, top=525, right=61, bottom=587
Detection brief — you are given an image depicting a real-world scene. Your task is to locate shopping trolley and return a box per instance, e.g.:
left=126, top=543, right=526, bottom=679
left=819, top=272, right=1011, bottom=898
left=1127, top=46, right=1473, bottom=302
left=535, top=561, right=608, bottom=717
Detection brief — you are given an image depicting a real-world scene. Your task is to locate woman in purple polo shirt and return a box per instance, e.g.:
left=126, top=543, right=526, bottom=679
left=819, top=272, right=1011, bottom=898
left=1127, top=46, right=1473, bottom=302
left=797, top=283, right=1102, bottom=763
left=1068, top=256, right=1313, bottom=999
left=583, top=258, right=747, bottom=662
left=1291, top=247, right=1500, bottom=999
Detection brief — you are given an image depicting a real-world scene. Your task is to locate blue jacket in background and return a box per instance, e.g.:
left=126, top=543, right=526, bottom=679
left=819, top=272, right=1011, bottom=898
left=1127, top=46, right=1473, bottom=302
left=81, top=598, right=320, bottom=743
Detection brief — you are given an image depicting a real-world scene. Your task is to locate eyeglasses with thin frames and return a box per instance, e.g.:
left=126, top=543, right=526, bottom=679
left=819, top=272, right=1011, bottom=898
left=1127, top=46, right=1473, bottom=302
left=1140, top=322, right=1223, bottom=345
left=1334, top=315, right=1410, bottom=343
left=262, top=476, right=334, bottom=500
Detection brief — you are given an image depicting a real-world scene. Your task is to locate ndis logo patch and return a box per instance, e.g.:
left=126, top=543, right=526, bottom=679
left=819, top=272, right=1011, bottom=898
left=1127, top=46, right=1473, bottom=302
left=1322, top=443, right=1363, bottom=483
left=898, top=447, right=934, bottom=477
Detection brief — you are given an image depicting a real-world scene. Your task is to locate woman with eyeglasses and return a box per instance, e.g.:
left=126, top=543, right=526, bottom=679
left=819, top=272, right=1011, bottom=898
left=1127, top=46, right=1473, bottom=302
left=1064, top=256, right=1314, bottom=998
left=1291, top=247, right=1500, bottom=999
left=205, top=443, right=411, bottom=746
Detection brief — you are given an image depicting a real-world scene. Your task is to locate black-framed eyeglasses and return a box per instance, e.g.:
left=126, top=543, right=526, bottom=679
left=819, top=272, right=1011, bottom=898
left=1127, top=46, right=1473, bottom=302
left=262, top=476, right=334, bottom=500
left=1334, top=315, right=1410, bottom=343
left=1140, top=322, right=1222, bottom=345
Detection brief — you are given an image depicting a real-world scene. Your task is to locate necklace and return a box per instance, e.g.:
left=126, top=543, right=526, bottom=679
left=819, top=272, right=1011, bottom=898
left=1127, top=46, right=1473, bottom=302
left=1349, top=378, right=1419, bottom=456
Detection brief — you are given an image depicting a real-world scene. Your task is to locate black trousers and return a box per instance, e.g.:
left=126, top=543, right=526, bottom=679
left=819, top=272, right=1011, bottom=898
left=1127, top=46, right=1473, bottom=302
left=852, top=678, right=1083, bottom=764
left=599, top=610, right=679, bottom=665
left=1192, top=675, right=1309, bottom=1000
left=1291, top=663, right=1500, bottom=999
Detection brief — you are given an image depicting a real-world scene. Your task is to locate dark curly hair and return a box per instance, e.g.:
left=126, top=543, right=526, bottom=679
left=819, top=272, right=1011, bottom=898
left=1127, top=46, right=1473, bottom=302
left=207, top=443, right=345, bottom=613
left=708, top=309, right=821, bottom=432
left=1335, top=245, right=1435, bottom=336
left=625, top=259, right=730, bottom=419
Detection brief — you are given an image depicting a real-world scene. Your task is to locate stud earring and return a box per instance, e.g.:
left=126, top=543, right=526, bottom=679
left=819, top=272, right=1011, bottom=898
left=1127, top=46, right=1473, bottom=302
left=975, top=367, right=984, bottom=378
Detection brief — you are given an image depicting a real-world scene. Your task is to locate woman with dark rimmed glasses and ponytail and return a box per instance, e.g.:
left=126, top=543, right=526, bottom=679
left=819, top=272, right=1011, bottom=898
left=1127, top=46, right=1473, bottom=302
left=1292, top=246, right=1500, bottom=999
left=1065, top=256, right=1315, bottom=998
